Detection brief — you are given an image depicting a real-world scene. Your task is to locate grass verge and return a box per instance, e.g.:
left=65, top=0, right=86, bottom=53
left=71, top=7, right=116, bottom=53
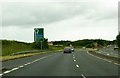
left=1, top=52, right=47, bottom=62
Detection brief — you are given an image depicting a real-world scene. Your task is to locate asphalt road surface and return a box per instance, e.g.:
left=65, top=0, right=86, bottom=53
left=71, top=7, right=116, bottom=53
left=2, top=49, right=119, bottom=78
left=97, top=45, right=119, bottom=58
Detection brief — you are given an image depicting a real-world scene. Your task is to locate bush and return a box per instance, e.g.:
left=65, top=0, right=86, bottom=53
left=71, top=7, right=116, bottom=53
left=116, top=32, right=120, bottom=48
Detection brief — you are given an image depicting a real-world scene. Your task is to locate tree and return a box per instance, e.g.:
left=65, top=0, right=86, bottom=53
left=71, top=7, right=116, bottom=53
left=32, top=38, right=49, bottom=49
left=43, top=38, right=49, bottom=49
left=116, top=32, right=120, bottom=48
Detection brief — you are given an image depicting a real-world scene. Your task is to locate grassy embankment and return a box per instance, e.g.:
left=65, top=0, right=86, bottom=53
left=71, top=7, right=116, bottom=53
left=1, top=40, right=41, bottom=61
left=2, top=40, right=36, bottom=56
left=49, top=45, right=64, bottom=51
left=1, top=40, right=63, bottom=61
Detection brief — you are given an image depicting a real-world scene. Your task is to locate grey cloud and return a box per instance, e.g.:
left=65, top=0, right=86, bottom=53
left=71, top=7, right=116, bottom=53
left=2, top=2, right=92, bottom=26
left=2, top=2, right=117, bottom=27
left=85, top=9, right=117, bottom=22
left=118, top=2, right=120, bottom=32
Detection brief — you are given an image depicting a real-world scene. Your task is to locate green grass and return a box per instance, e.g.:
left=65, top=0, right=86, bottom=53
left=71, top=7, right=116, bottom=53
left=49, top=45, right=64, bottom=51
left=1, top=40, right=65, bottom=56
left=73, top=46, right=83, bottom=48
left=1, top=52, right=47, bottom=61
left=2, top=40, right=35, bottom=56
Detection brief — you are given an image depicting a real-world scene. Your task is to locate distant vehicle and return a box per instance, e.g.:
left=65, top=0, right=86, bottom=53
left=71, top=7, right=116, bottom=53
left=63, top=47, right=72, bottom=53
left=83, top=47, right=86, bottom=49
left=114, top=46, right=119, bottom=50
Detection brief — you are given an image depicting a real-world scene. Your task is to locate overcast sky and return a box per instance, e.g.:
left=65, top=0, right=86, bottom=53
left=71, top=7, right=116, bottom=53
left=0, top=0, right=119, bottom=42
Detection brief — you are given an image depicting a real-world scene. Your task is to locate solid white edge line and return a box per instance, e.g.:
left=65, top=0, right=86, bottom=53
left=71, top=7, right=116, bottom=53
left=114, top=63, right=117, bottom=64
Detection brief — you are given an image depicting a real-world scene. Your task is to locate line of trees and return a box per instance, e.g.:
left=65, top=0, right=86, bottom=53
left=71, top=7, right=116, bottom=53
left=53, top=39, right=113, bottom=48
left=32, top=38, right=49, bottom=49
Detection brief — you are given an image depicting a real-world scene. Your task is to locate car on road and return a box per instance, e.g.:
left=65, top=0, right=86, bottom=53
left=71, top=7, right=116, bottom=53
left=114, top=46, right=119, bottom=50
left=63, top=47, right=72, bottom=53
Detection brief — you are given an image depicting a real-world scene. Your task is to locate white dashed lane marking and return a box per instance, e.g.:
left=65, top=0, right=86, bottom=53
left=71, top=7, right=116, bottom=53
left=73, top=56, right=75, bottom=59
left=24, top=64, right=28, bottom=66
left=108, top=61, right=112, bottom=63
left=1, top=54, right=53, bottom=76
left=19, top=65, right=24, bottom=68
left=11, top=68, right=19, bottom=71
left=0, top=74, right=2, bottom=76
left=81, top=74, right=86, bottom=78
left=27, top=63, right=31, bottom=65
left=3, top=71, right=11, bottom=74
left=74, top=60, right=76, bottom=62
left=107, top=53, right=110, bottom=56
left=76, top=65, right=79, bottom=67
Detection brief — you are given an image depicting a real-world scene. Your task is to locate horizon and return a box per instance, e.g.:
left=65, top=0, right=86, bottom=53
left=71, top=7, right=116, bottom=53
left=1, top=38, right=116, bottom=43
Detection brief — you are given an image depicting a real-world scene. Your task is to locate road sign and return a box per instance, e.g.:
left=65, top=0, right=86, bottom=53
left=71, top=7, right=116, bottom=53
left=34, top=28, right=44, bottom=42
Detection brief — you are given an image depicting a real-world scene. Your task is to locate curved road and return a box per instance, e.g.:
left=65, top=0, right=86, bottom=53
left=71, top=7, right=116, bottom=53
left=2, top=49, right=119, bottom=78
